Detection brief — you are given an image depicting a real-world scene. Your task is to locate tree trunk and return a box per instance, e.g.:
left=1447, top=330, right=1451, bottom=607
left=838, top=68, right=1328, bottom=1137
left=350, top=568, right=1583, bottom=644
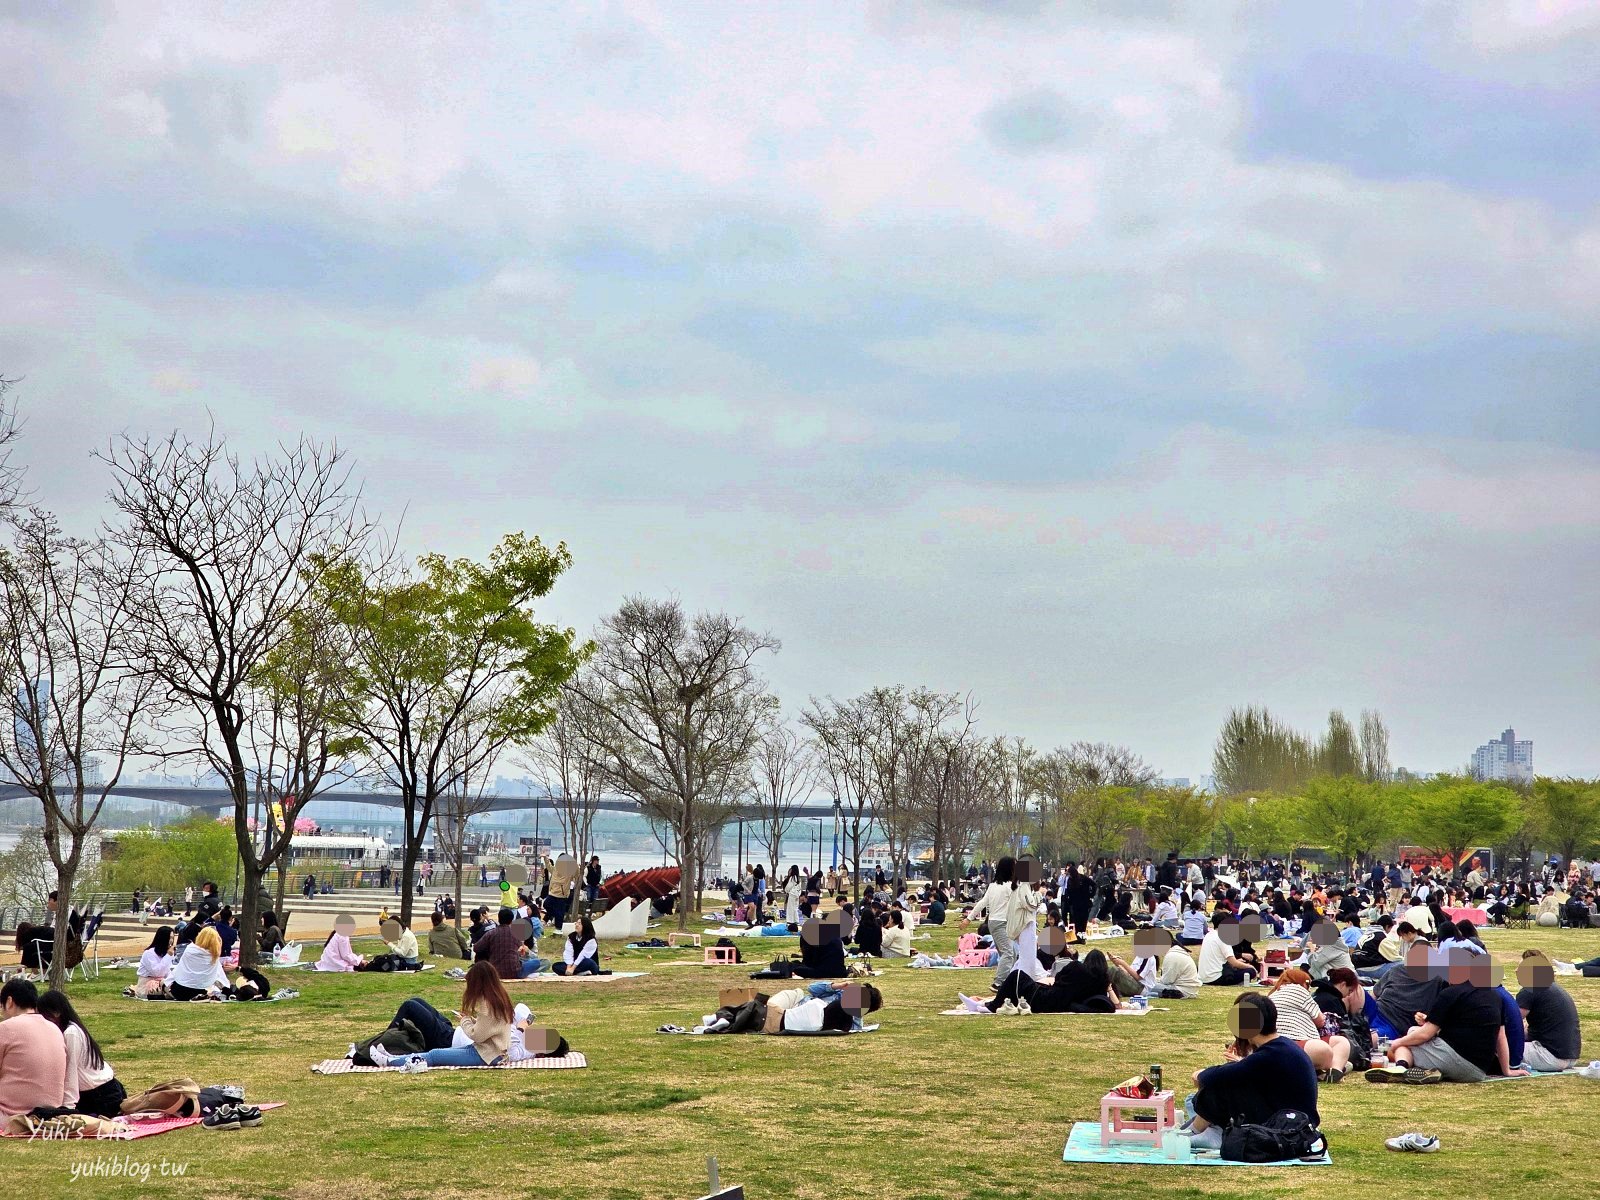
left=238, top=857, right=262, bottom=969
left=676, top=817, right=695, bottom=932
left=400, top=834, right=420, bottom=929
left=47, top=855, right=79, bottom=991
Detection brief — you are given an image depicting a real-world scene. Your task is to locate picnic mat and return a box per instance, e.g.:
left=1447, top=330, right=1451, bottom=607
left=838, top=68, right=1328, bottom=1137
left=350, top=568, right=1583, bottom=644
left=506, top=971, right=647, bottom=983
left=940, top=1005, right=1159, bottom=1017
left=1061, top=1121, right=1331, bottom=1166
left=1483, top=1066, right=1588, bottom=1081
left=2, top=1103, right=285, bottom=1141
left=124, top=995, right=295, bottom=1003
left=310, top=1053, right=587, bottom=1074
left=906, top=962, right=988, bottom=970
left=660, top=1025, right=880, bottom=1037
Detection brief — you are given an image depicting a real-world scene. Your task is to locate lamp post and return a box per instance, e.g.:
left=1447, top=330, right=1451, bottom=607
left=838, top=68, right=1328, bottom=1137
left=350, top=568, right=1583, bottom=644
left=831, top=797, right=841, bottom=872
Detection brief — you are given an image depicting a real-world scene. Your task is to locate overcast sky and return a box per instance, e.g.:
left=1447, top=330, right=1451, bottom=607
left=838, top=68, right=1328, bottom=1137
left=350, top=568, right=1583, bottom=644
left=3, top=1, right=1597, bottom=780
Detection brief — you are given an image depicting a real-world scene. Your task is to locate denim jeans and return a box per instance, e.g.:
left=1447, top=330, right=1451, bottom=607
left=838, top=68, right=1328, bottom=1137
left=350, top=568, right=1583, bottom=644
left=517, top=956, right=546, bottom=978
left=394, top=997, right=456, bottom=1050
left=418, top=1045, right=489, bottom=1067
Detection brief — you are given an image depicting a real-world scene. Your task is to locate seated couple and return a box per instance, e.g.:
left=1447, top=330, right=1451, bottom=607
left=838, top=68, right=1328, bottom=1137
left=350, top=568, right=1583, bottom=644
left=316, top=920, right=425, bottom=973
left=140, top=926, right=273, bottom=1000
left=698, top=982, right=882, bottom=1035
left=1119, top=930, right=1201, bottom=999
left=368, top=963, right=568, bottom=1069
left=474, top=911, right=604, bottom=978
left=957, top=948, right=1121, bottom=1014
left=1364, top=945, right=1542, bottom=1083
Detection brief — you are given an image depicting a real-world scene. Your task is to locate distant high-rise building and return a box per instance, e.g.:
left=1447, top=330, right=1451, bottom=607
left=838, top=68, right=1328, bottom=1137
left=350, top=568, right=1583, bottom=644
left=1470, top=728, right=1532, bottom=783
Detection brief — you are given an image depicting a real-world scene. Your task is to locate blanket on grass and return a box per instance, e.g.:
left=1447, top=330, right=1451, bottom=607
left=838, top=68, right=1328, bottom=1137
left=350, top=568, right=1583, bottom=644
left=310, top=1053, right=587, bottom=1074
left=2, top=1103, right=285, bottom=1140
left=1061, top=1121, right=1331, bottom=1166
left=939, top=1005, right=1159, bottom=1017
left=505, top=971, right=647, bottom=983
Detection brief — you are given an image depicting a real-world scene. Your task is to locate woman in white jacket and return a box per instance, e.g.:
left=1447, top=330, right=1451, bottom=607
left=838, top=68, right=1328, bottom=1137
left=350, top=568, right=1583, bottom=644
left=964, top=856, right=1020, bottom=989
left=1008, top=857, right=1043, bottom=981
left=782, top=865, right=804, bottom=924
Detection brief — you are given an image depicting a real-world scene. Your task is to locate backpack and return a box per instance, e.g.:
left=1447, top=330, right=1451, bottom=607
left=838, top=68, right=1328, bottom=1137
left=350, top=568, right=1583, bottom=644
left=351, top=1018, right=427, bottom=1066
left=714, top=937, right=743, bottom=963
left=1221, top=1109, right=1327, bottom=1163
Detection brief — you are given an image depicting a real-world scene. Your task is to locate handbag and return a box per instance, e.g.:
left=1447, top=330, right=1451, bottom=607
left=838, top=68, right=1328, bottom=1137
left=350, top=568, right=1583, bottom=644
left=120, top=1077, right=201, bottom=1118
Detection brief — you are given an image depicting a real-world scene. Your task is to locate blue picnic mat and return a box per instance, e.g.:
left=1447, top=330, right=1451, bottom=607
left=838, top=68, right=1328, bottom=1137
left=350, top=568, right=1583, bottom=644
left=1061, top=1122, right=1331, bottom=1166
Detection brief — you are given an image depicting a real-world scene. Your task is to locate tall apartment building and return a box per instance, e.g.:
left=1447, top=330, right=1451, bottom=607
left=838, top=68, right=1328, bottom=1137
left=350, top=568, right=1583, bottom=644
left=1470, top=727, right=1532, bottom=783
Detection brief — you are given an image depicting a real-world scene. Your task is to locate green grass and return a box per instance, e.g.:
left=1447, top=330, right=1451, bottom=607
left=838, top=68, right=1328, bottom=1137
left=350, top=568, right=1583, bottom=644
left=6, top=924, right=1595, bottom=1198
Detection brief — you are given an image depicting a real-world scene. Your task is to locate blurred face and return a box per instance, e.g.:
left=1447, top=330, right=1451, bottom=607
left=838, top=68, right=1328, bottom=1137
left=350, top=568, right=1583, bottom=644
left=334, top=916, right=356, bottom=938
left=1132, top=929, right=1172, bottom=958
left=1229, top=1003, right=1265, bottom=1041
left=1215, top=921, right=1242, bottom=947
left=380, top=920, right=401, bottom=942
left=1517, top=956, right=1555, bottom=989
left=1403, top=940, right=1433, bottom=980
left=1309, top=919, right=1339, bottom=948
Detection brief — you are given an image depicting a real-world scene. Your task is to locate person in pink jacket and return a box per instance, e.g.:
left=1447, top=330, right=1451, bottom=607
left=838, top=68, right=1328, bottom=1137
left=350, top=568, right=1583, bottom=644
left=316, top=922, right=366, bottom=972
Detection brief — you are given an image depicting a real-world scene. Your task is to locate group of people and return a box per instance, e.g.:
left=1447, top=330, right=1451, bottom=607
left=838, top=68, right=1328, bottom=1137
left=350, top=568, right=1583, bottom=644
left=126, top=922, right=278, bottom=1002
left=312, top=905, right=607, bottom=980
left=0, top=978, right=125, bottom=1119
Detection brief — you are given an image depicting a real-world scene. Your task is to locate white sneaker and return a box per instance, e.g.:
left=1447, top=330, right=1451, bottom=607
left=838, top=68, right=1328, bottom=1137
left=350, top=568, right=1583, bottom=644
left=998, top=999, right=1020, bottom=1015
left=402, top=1057, right=430, bottom=1073
left=1385, top=1132, right=1440, bottom=1153
left=1017, top=998, right=1033, bottom=1015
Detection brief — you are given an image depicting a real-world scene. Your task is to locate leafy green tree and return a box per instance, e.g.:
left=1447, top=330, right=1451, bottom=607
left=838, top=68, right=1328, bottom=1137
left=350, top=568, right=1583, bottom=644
left=1218, top=793, right=1299, bottom=860
left=102, top=816, right=240, bottom=896
left=1139, top=786, right=1215, bottom=857
left=1294, top=776, right=1395, bottom=874
left=1533, top=777, right=1600, bottom=868
left=1317, top=711, right=1362, bottom=778
left=1402, top=775, right=1521, bottom=878
left=1050, top=785, right=1139, bottom=862
left=328, top=532, right=588, bottom=928
left=1212, top=706, right=1316, bottom=794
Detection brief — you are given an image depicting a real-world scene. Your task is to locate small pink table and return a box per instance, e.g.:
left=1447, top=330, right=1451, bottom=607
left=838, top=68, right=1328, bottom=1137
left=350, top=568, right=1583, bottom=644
left=1099, top=1089, right=1177, bottom=1147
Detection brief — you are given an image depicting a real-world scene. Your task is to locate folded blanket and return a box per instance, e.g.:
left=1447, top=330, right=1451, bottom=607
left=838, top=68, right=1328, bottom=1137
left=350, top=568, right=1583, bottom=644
left=310, top=1053, right=587, bottom=1074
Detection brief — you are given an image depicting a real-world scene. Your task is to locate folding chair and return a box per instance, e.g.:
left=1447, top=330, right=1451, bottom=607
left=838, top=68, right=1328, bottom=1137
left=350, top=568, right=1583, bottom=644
left=72, top=912, right=105, bottom=981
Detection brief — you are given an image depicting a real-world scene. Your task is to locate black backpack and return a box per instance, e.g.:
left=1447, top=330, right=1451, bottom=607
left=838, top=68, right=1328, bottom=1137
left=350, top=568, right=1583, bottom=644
left=1221, top=1109, right=1327, bottom=1163
left=351, top=1018, right=427, bottom=1066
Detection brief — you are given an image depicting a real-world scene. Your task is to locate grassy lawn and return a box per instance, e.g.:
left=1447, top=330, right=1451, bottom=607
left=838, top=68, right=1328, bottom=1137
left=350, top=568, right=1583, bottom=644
left=5, top=921, right=1593, bottom=1198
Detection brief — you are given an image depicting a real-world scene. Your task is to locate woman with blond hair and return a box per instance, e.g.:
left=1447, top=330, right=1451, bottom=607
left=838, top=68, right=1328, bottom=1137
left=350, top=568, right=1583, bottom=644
left=169, top=926, right=229, bottom=1000
left=1270, top=967, right=1354, bottom=1082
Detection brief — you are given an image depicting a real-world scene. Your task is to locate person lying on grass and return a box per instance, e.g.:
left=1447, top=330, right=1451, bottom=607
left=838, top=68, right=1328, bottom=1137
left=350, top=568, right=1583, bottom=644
left=1179, top=992, right=1320, bottom=1152
left=370, top=962, right=567, bottom=1068
left=1366, top=950, right=1527, bottom=1084
left=694, top=982, right=882, bottom=1035
left=958, top=948, right=1120, bottom=1014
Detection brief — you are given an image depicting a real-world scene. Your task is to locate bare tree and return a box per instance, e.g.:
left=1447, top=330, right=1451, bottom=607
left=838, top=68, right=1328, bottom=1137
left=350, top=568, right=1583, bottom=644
left=565, top=598, right=777, bottom=929
left=521, top=699, right=605, bottom=869
left=245, top=598, right=365, bottom=922
left=1359, top=709, right=1391, bottom=783
left=436, top=711, right=505, bottom=928
left=103, top=430, right=367, bottom=967
left=802, top=694, right=875, bottom=902
left=0, top=375, right=25, bottom=512
left=0, top=509, right=159, bottom=986
left=911, top=700, right=980, bottom=888
left=747, top=721, right=816, bottom=881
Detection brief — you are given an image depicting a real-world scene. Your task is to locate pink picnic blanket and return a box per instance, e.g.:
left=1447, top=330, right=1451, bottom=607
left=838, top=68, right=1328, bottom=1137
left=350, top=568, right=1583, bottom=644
left=3, top=1102, right=284, bottom=1140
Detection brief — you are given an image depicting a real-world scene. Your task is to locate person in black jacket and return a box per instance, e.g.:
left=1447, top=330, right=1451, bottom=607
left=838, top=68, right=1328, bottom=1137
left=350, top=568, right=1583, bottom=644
left=1183, top=993, right=1320, bottom=1151
left=792, top=914, right=848, bottom=979
left=852, top=904, right=884, bottom=957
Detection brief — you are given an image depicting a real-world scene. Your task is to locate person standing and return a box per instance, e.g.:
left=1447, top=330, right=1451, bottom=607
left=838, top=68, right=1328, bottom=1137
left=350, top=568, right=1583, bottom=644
left=783, top=865, right=804, bottom=924
left=965, top=856, right=1019, bottom=990
left=585, top=855, right=603, bottom=907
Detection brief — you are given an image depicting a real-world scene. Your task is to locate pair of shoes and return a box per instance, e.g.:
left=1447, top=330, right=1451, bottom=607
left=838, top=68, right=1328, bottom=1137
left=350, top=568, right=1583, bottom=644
left=656, top=1024, right=687, bottom=1034
left=202, top=1104, right=262, bottom=1131
left=1385, top=1132, right=1440, bottom=1153
left=998, top=999, right=1020, bottom=1015
left=443, top=967, right=468, bottom=980
left=1365, top=1065, right=1406, bottom=1083
left=271, top=988, right=299, bottom=1000
left=401, top=1057, right=430, bottom=1073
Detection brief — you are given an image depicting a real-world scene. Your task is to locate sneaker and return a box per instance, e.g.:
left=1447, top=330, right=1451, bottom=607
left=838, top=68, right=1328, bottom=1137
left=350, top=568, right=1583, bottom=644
left=235, top=1105, right=263, bottom=1128
left=998, top=999, right=1020, bottom=1015
left=219, top=1085, right=245, bottom=1102
left=271, top=988, right=299, bottom=1001
left=1325, top=1065, right=1347, bottom=1084
left=402, top=1056, right=430, bottom=1073
left=1401, top=1067, right=1443, bottom=1085
left=1385, top=1132, right=1439, bottom=1153
left=1016, top=998, right=1033, bottom=1015
left=1364, top=1065, right=1406, bottom=1083
left=203, top=1105, right=241, bottom=1132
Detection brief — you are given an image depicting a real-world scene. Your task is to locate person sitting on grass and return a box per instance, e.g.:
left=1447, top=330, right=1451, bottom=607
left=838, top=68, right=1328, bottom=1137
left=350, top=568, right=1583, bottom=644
left=1198, top=913, right=1257, bottom=987
left=552, top=917, right=601, bottom=976
left=316, top=924, right=366, bottom=973
left=959, top=948, right=1118, bottom=1014
left=474, top=907, right=545, bottom=979
left=133, top=926, right=175, bottom=998
left=259, top=911, right=284, bottom=957
left=1268, top=968, right=1354, bottom=1082
left=0, top=978, right=66, bottom=1118
left=789, top=913, right=849, bottom=979
left=37, top=989, right=125, bottom=1118
left=1150, top=888, right=1180, bottom=929
left=381, top=919, right=422, bottom=969
left=429, top=910, right=471, bottom=959
left=1181, top=992, right=1320, bottom=1152
left=881, top=910, right=912, bottom=958
left=1367, top=950, right=1526, bottom=1084
left=1516, top=950, right=1582, bottom=1072
left=170, top=926, right=231, bottom=999
left=373, top=963, right=515, bottom=1068
left=1177, top=898, right=1209, bottom=946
